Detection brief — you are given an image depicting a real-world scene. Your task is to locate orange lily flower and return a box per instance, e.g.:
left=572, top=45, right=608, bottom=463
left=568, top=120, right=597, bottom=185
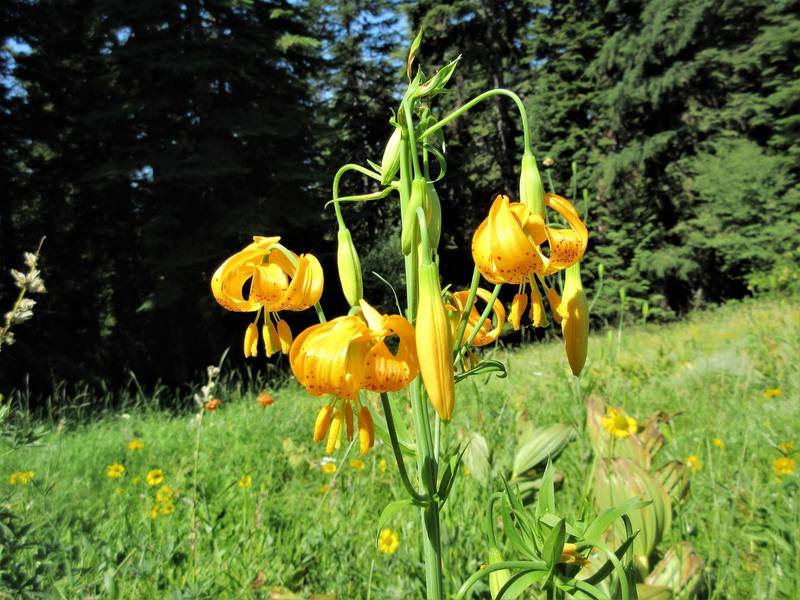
left=446, top=288, right=506, bottom=347
left=211, top=236, right=323, bottom=358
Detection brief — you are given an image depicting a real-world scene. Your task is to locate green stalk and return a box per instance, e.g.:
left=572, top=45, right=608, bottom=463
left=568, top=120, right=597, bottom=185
left=454, top=283, right=502, bottom=365
left=419, top=88, right=531, bottom=153
left=399, top=100, right=444, bottom=599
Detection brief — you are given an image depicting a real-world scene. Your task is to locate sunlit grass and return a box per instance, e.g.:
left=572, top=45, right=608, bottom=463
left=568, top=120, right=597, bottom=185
left=2, top=298, right=797, bottom=597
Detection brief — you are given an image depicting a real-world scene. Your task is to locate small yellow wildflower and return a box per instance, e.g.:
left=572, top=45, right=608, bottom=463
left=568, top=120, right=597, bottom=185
left=238, top=474, right=253, bottom=489
left=763, top=388, right=782, bottom=399
left=320, top=463, right=337, bottom=475
left=150, top=505, right=160, bottom=519
left=158, top=501, right=175, bottom=515
left=378, top=458, right=387, bottom=473
left=105, top=463, right=126, bottom=479
left=712, top=438, right=725, bottom=449
left=778, top=441, right=795, bottom=455
left=127, top=439, right=145, bottom=451
left=146, top=468, right=165, bottom=486
left=773, top=456, right=796, bottom=478
left=155, top=485, right=173, bottom=503
left=350, top=459, right=365, bottom=471
left=7, top=470, right=35, bottom=485
left=378, top=528, right=400, bottom=555
left=686, top=455, right=702, bottom=472
left=601, top=407, right=638, bottom=439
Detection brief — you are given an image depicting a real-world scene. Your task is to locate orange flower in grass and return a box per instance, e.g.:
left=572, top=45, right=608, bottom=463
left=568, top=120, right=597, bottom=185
left=291, top=300, right=418, bottom=455
left=256, top=393, right=274, bottom=407
left=211, top=236, right=323, bottom=358
left=472, top=193, right=588, bottom=284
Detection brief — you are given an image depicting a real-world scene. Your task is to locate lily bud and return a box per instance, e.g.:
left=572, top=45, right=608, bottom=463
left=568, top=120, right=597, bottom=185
left=488, top=547, right=511, bottom=599
left=380, top=128, right=402, bottom=185
left=401, top=178, right=427, bottom=255
left=561, top=262, right=589, bottom=376
left=313, top=404, right=334, bottom=442
left=244, top=323, right=259, bottom=358
left=426, top=181, right=442, bottom=251
left=509, top=293, right=528, bottom=331
left=416, top=260, right=456, bottom=420
left=337, top=228, right=363, bottom=307
left=519, top=150, right=545, bottom=219
left=358, top=406, right=375, bottom=454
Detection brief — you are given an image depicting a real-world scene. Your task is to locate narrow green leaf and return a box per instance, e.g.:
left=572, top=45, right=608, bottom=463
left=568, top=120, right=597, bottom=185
left=375, top=499, right=415, bottom=544
left=496, top=569, right=548, bottom=599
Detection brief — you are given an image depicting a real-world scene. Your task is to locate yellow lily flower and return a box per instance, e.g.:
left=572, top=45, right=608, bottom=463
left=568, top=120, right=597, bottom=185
left=211, top=236, right=323, bottom=358
left=446, top=288, right=506, bottom=347
left=471, top=193, right=588, bottom=284
left=290, top=299, right=418, bottom=454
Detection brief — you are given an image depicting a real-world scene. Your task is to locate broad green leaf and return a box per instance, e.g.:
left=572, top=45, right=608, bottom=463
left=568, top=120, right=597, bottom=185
left=375, top=499, right=415, bottom=543
left=496, top=569, right=548, bottom=599
left=513, top=423, right=576, bottom=478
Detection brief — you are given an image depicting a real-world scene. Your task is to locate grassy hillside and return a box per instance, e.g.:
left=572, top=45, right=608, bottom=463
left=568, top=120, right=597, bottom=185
left=2, top=298, right=798, bottom=598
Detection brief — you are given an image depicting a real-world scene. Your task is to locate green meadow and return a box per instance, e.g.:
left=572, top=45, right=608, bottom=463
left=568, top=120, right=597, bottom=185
left=2, top=298, right=798, bottom=599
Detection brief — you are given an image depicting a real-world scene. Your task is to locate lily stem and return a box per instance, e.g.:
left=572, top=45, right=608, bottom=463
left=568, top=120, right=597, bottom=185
left=380, top=393, right=427, bottom=504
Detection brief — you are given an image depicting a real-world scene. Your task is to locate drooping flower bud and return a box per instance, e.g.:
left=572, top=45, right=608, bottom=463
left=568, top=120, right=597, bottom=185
left=561, top=262, right=589, bottom=376
left=509, top=293, right=528, bottom=331
left=337, top=227, right=363, bottom=307
left=380, top=128, right=402, bottom=185
left=519, top=150, right=545, bottom=219
left=416, top=260, right=456, bottom=420
left=244, top=323, right=259, bottom=358
left=401, top=178, right=427, bottom=255
left=358, top=406, right=375, bottom=454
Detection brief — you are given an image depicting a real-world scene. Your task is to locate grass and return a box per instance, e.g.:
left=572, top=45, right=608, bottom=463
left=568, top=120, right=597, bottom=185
left=1, top=297, right=798, bottom=598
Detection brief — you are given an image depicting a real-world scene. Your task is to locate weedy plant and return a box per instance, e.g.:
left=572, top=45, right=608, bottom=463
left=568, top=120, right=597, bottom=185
left=210, top=33, right=639, bottom=598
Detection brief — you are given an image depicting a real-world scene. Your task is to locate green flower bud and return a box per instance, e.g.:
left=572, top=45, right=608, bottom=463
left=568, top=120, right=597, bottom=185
left=597, top=263, right=605, bottom=278
left=519, top=150, right=545, bottom=218
left=380, top=128, right=402, bottom=185
left=426, top=181, right=441, bottom=252
left=487, top=547, right=511, bottom=598
left=401, top=178, right=427, bottom=255
left=337, top=228, right=363, bottom=307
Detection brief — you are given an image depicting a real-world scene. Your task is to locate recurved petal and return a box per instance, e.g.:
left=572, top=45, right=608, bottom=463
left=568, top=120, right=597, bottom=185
left=211, top=237, right=279, bottom=312
left=489, top=196, right=542, bottom=283
left=542, top=194, right=588, bottom=275
left=281, top=253, right=324, bottom=311
left=251, top=263, right=288, bottom=309
left=471, top=217, right=503, bottom=284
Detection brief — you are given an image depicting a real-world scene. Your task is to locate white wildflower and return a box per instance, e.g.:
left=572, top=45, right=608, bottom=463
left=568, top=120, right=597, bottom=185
left=23, top=252, right=38, bottom=268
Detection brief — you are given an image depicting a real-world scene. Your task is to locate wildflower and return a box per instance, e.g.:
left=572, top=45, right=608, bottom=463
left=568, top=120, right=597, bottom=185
left=211, top=236, right=323, bottom=358
left=156, top=485, right=173, bottom=502
left=446, top=288, right=506, bottom=347
left=378, top=528, right=400, bottom=554
left=150, top=505, right=160, bottom=519
left=205, top=398, right=221, bottom=411
left=158, top=501, right=175, bottom=515
left=778, top=441, right=795, bottom=455
left=712, top=438, right=725, bottom=449
left=601, top=407, right=638, bottom=439
left=542, top=157, right=555, bottom=167
left=239, top=474, right=253, bottom=489
left=291, top=300, right=418, bottom=454
left=257, top=393, right=274, bottom=407
left=105, top=463, right=126, bottom=479
left=127, top=438, right=145, bottom=451
left=146, top=468, right=165, bottom=486
left=321, top=463, right=337, bottom=475
left=686, top=455, right=702, bottom=472
left=763, top=388, right=782, bottom=399
left=773, top=456, right=796, bottom=478
left=559, top=543, right=589, bottom=567
left=471, top=193, right=587, bottom=284
left=350, top=459, right=366, bottom=471
left=7, top=470, right=35, bottom=485
left=378, top=458, right=387, bottom=473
